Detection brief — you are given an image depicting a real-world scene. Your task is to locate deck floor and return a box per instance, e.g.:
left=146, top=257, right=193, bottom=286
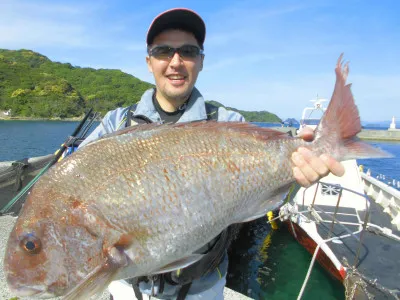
left=314, top=201, right=400, bottom=297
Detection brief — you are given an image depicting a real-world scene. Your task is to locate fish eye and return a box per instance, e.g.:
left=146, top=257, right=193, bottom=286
left=20, top=234, right=41, bottom=254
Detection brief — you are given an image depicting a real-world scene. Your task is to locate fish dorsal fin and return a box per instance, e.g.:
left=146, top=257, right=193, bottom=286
left=62, top=247, right=127, bottom=300
left=186, top=122, right=292, bottom=142
left=150, top=253, right=205, bottom=274
left=93, top=123, right=164, bottom=142
left=175, top=121, right=288, bottom=138
left=96, top=121, right=290, bottom=143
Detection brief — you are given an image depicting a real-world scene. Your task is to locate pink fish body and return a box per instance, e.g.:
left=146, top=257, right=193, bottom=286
left=3, top=55, right=389, bottom=299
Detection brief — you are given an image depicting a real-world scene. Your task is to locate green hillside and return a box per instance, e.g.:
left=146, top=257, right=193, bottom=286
left=207, top=101, right=282, bottom=123
left=0, top=49, right=154, bottom=118
left=0, top=49, right=282, bottom=122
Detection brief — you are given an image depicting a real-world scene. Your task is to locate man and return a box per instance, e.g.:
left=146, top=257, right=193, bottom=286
left=81, top=8, right=344, bottom=300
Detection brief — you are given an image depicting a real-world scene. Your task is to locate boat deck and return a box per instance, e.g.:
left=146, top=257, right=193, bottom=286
left=314, top=202, right=400, bottom=297
left=292, top=160, right=400, bottom=299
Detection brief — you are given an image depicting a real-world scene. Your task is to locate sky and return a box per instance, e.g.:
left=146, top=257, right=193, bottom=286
left=1, top=0, right=399, bottom=122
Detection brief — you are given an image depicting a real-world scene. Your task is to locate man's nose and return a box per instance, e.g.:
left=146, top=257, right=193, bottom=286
left=169, top=51, right=182, bottom=66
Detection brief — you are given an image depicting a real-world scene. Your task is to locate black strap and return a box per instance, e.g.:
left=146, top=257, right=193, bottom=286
left=130, top=278, right=143, bottom=300
left=126, top=103, right=154, bottom=127
left=177, top=282, right=192, bottom=300
left=125, top=103, right=136, bottom=127
left=166, top=229, right=230, bottom=286
left=205, top=102, right=219, bottom=121
left=12, top=158, right=29, bottom=191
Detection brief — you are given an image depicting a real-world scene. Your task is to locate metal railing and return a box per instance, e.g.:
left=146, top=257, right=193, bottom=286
left=292, top=181, right=400, bottom=300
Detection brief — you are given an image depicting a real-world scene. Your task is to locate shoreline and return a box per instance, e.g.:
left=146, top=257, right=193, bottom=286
left=1, top=119, right=400, bottom=142
left=0, top=116, right=87, bottom=122
left=0, top=118, right=281, bottom=123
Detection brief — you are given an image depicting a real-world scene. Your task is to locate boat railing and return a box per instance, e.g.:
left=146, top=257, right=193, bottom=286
left=304, top=181, right=372, bottom=262
left=360, top=171, right=400, bottom=230
left=293, top=181, right=400, bottom=300
left=363, top=168, right=400, bottom=190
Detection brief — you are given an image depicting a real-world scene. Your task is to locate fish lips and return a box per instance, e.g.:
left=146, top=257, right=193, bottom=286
left=5, top=269, right=55, bottom=298
left=7, top=284, right=56, bottom=298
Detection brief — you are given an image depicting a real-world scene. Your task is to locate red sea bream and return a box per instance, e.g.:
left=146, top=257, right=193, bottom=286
left=3, top=56, right=389, bottom=299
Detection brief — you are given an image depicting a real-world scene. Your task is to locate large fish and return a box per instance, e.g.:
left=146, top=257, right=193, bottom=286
left=3, top=56, right=389, bottom=299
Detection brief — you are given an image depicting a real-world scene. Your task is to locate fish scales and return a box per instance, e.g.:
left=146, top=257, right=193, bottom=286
left=4, top=56, right=390, bottom=299
left=39, top=125, right=300, bottom=268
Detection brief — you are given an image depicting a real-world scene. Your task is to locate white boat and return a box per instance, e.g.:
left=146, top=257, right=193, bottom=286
left=279, top=100, right=400, bottom=299
left=297, top=96, right=328, bottom=134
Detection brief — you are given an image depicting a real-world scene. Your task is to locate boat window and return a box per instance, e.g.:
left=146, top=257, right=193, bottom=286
left=300, top=119, right=321, bottom=126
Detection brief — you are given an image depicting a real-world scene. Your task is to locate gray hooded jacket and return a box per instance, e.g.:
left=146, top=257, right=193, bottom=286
left=80, top=87, right=244, bottom=148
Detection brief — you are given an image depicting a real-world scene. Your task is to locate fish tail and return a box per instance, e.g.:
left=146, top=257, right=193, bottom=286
left=314, top=54, right=391, bottom=160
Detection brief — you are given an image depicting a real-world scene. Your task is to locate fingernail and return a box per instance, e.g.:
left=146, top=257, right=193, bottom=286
left=298, top=147, right=310, bottom=154
left=320, top=154, right=329, bottom=162
left=292, top=152, right=302, bottom=164
left=292, top=166, right=299, bottom=175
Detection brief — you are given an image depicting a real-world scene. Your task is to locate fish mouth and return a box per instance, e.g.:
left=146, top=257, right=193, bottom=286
left=10, top=286, right=55, bottom=298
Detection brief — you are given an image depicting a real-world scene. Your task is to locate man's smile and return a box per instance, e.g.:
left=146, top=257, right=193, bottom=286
left=166, top=74, right=187, bottom=86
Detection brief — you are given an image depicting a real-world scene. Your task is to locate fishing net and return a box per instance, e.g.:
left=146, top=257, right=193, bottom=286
left=343, top=260, right=400, bottom=300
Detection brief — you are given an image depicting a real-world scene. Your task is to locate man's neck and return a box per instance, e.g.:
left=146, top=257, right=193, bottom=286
left=155, top=91, right=189, bottom=112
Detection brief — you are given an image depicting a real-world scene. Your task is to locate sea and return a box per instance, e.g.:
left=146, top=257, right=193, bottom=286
left=1, top=120, right=399, bottom=300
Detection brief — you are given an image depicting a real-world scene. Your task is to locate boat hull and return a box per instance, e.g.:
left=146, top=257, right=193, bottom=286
left=281, top=159, right=400, bottom=299
left=284, top=220, right=346, bottom=282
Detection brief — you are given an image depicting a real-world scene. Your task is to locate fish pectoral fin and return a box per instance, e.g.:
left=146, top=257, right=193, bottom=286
left=62, top=247, right=126, bottom=300
left=151, top=254, right=205, bottom=274
left=241, top=212, right=269, bottom=223
left=240, top=187, right=290, bottom=223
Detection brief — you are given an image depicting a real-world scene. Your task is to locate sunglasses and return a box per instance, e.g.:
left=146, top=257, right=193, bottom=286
left=148, top=45, right=204, bottom=60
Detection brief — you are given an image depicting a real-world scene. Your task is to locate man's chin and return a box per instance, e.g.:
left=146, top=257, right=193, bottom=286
left=165, top=92, right=191, bottom=103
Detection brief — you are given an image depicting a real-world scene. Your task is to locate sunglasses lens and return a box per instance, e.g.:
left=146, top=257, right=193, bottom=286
left=150, top=46, right=174, bottom=59
left=178, top=45, right=201, bottom=58
left=149, top=45, right=202, bottom=59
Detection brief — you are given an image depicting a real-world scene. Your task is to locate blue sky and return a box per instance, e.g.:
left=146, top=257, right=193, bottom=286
left=1, top=0, right=399, bottom=122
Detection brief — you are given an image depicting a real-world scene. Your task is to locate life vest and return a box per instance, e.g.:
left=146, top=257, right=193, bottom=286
left=125, top=101, right=219, bottom=126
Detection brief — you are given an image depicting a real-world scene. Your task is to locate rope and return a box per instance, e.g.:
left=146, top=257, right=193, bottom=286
left=297, top=230, right=361, bottom=300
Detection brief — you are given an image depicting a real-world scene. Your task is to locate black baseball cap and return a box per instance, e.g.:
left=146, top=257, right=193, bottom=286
left=146, top=8, right=206, bottom=48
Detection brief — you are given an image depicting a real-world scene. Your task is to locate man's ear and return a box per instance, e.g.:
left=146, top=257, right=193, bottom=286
left=146, top=56, right=153, bottom=73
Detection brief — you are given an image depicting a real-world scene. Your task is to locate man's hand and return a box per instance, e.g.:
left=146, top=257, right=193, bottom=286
left=291, top=127, right=345, bottom=187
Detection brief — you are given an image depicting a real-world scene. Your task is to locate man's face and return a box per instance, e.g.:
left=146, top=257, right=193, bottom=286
left=146, top=29, right=204, bottom=104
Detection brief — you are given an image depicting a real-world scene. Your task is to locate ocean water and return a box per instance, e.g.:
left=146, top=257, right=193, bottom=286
left=358, top=141, right=400, bottom=189
left=1, top=121, right=398, bottom=184
left=0, top=120, right=81, bottom=161
left=0, top=120, right=399, bottom=300
left=255, top=123, right=400, bottom=189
